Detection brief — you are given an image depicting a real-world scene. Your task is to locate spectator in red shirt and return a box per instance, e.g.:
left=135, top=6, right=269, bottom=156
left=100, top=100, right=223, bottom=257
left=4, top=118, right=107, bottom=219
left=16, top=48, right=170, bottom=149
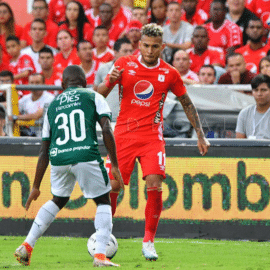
left=148, top=0, right=168, bottom=26
left=236, top=18, right=269, bottom=74
left=77, top=40, right=100, bottom=85
left=204, top=0, right=242, bottom=55
left=126, top=20, right=143, bottom=55
left=218, top=53, right=255, bottom=85
left=59, top=1, right=94, bottom=46
left=187, top=26, right=225, bottom=73
left=6, top=36, right=36, bottom=85
left=21, top=19, right=58, bottom=74
left=39, top=47, right=62, bottom=87
left=198, top=65, right=217, bottom=84
left=181, top=0, right=208, bottom=26
left=54, top=30, right=81, bottom=70
left=132, top=7, right=148, bottom=26
left=98, top=3, right=124, bottom=48
left=0, top=2, right=23, bottom=56
left=92, top=25, right=114, bottom=64
left=226, top=0, right=259, bottom=45
left=105, top=0, right=132, bottom=37
left=48, top=0, right=90, bottom=24
left=172, top=50, right=199, bottom=85
left=21, top=0, right=59, bottom=49
left=85, top=0, right=105, bottom=28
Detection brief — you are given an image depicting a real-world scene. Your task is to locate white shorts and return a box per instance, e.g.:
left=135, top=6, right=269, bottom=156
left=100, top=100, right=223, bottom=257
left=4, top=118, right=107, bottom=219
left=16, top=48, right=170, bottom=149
left=50, top=160, right=111, bottom=199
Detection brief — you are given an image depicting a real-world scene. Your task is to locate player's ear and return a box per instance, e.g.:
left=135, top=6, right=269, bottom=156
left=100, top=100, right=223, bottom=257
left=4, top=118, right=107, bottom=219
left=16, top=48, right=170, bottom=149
left=161, top=43, right=166, bottom=51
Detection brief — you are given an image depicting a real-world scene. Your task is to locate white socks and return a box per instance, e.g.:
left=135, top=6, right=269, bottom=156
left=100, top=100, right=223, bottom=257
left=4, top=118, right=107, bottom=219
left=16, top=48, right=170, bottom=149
left=25, top=200, right=60, bottom=248
left=94, top=204, right=112, bottom=255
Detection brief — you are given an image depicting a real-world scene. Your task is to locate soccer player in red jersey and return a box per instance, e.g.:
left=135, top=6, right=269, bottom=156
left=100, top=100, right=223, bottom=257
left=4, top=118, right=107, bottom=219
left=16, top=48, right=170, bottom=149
left=48, top=0, right=90, bottom=24
left=204, top=0, right=242, bottom=55
left=181, top=0, right=208, bottom=26
left=77, top=40, right=100, bottom=85
left=98, top=23, right=210, bottom=260
left=236, top=18, right=270, bottom=74
left=187, top=26, right=225, bottom=73
left=54, top=30, right=81, bottom=70
left=92, top=25, right=115, bottom=64
left=6, top=36, right=36, bottom=86
left=21, top=0, right=59, bottom=49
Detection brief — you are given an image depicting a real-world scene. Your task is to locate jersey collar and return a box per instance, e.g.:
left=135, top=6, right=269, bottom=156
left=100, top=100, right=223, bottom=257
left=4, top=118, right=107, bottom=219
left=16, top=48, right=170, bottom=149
left=138, top=55, right=160, bottom=69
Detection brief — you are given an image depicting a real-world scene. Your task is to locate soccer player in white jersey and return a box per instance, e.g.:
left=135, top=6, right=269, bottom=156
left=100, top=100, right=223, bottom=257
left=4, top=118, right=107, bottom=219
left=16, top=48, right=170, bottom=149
left=14, top=65, right=124, bottom=267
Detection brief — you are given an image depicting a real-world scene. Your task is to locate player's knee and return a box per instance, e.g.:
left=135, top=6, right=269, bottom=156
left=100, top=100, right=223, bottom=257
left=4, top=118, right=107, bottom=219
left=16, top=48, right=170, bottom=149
left=110, top=179, right=122, bottom=192
left=93, top=192, right=111, bottom=206
left=52, top=196, right=70, bottom=209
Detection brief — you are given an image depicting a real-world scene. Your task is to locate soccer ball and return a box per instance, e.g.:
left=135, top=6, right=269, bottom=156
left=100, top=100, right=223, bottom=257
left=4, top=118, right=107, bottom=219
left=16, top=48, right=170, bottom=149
left=87, top=233, right=118, bottom=259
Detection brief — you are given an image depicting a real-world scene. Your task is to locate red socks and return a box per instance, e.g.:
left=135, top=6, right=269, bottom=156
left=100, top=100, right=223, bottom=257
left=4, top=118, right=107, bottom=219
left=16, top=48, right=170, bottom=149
left=143, top=187, right=163, bottom=243
left=110, top=192, right=119, bottom=216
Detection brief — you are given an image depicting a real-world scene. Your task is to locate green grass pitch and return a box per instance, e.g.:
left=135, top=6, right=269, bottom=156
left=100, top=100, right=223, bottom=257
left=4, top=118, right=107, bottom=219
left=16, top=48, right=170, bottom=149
left=1, top=236, right=270, bottom=269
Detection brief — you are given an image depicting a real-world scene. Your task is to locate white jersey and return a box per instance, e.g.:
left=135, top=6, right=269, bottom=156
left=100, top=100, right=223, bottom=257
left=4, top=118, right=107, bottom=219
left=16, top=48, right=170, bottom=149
left=19, top=91, right=55, bottom=136
left=21, top=46, right=58, bottom=73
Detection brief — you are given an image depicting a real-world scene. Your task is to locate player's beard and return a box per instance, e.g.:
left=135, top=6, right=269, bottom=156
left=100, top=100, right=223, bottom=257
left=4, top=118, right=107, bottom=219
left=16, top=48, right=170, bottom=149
left=142, top=55, right=158, bottom=66
left=247, top=35, right=263, bottom=44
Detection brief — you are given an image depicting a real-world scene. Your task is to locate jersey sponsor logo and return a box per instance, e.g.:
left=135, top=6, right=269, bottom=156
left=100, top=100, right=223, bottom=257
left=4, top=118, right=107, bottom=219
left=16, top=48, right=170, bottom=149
left=158, top=74, right=165, bottom=82
left=133, top=80, right=154, bottom=100
left=50, top=148, right=58, bottom=157
left=57, top=90, right=80, bottom=105
left=131, top=99, right=150, bottom=107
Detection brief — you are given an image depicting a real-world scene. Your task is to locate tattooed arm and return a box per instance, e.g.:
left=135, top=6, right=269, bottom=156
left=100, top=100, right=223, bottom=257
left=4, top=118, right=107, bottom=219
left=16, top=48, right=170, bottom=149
left=177, top=93, right=210, bottom=156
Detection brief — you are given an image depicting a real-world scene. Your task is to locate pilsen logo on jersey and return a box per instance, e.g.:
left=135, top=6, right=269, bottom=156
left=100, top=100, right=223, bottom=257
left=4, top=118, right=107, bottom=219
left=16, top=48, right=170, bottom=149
left=131, top=80, right=154, bottom=107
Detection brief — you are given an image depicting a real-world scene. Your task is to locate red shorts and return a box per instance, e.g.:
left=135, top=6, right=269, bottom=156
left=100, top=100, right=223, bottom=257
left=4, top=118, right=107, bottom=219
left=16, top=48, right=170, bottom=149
left=106, top=137, right=166, bottom=185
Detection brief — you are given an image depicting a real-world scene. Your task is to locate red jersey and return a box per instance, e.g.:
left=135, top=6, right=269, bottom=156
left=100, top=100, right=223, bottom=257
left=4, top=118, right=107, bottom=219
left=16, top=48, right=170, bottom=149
left=235, top=44, right=270, bottom=74
left=85, top=8, right=100, bottom=28
left=44, top=67, right=63, bottom=86
left=204, top=20, right=242, bottom=53
left=181, top=8, right=208, bottom=26
left=0, top=24, right=23, bottom=56
left=81, top=61, right=100, bottom=85
left=58, top=23, right=94, bottom=45
left=21, top=19, right=59, bottom=48
left=8, top=54, right=36, bottom=85
left=106, top=55, right=186, bottom=140
left=182, top=70, right=199, bottom=81
left=48, top=0, right=91, bottom=24
left=246, top=0, right=270, bottom=25
left=187, top=46, right=225, bottom=73
left=102, top=6, right=131, bottom=47
left=92, top=47, right=114, bottom=64
left=54, top=47, right=81, bottom=70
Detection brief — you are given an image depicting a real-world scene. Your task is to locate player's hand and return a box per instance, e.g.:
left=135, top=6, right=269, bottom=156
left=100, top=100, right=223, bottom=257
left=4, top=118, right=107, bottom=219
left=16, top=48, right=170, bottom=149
left=25, top=187, right=40, bottom=211
left=111, top=166, right=125, bottom=191
left=109, top=66, right=124, bottom=84
left=197, top=137, right=210, bottom=156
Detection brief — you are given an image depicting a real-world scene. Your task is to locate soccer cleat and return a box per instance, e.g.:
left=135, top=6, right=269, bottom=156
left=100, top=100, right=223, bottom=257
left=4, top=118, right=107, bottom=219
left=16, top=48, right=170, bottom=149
left=142, top=241, right=158, bottom=261
left=93, top=253, right=120, bottom=267
left=14, top=242, right=33, bottom=266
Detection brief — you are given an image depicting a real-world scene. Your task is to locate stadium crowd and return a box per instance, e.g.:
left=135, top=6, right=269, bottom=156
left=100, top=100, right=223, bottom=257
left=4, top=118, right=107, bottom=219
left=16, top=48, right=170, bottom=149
left=1, top=0, right=270, bottom=137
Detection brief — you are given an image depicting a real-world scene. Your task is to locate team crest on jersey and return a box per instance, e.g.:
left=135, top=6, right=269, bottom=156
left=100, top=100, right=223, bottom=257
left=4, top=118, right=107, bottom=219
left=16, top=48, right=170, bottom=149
left=134, top=80, right=154, bottom=100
